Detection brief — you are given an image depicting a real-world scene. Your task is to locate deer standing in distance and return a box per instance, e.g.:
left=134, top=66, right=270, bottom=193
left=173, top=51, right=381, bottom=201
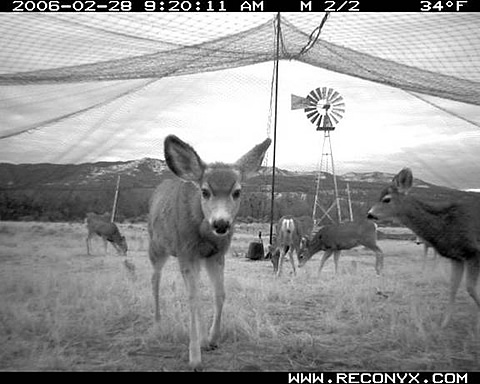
left=367, top=167, right=480, bottom=328
left=268, top=215, right=314, bottom=277
left=148, top=134, right=270, bottom=370
left=85, top=212, right=128, bottom=256
left=415, top=235, right=438, bottom=270
left=298, top=220, right=383, bottom=275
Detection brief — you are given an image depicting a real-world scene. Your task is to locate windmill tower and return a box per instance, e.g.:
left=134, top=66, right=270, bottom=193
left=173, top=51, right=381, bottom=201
left=291, top=87, right=346, bottom=225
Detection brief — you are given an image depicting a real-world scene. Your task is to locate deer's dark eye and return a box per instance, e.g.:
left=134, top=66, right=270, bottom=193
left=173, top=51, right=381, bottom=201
left=382, top=196, right=391, bottom=203
left=201, top=188, right=211, bottom=199
left=232, top=189, right=241, bottom=200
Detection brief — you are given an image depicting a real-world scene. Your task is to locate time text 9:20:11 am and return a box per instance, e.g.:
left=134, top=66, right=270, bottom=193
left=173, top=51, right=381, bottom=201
left=144, top=1, right=227, bottom=11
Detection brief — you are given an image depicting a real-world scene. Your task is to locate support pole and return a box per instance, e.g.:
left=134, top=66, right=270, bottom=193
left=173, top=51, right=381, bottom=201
left=111, top=175, right=120, bottom=223
left=269, top=12, right=281, bottom=245
left=347, top=182, right=353, bottom=221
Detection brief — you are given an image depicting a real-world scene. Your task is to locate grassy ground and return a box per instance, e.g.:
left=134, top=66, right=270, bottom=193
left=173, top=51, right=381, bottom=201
left=0, top=221, right=479, bottom=371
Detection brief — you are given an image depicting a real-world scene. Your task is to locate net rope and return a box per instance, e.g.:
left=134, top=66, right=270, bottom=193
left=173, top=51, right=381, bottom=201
left=0, top=13, right=479, bottom=144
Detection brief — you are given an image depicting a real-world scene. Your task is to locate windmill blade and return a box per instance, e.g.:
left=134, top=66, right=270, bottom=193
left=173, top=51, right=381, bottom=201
left=329, top=112, right=342, bottom=125
left=332, top=101, right=345, bottom=110
left=330, top=90, right=340, bottom=101
left=305, top=109, right=319, bottom=122
left=307, top=89, right=320, bottom=103
left=330, top=109, right=343, bottom=121
left=330, top=94, right=344, bottom=105
left=316, top=87, right=327, bottom=102
left=331, top=108, right=345, bottom=119
left=326, top=87, right=334, bottom=100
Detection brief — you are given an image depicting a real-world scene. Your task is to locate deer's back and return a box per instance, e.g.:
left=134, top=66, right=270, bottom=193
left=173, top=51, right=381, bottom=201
left=88, top=220, right=121, bottom=241
left=87, top=214, right=117, bottom=236
left=320, top=221, right=377, bottom=250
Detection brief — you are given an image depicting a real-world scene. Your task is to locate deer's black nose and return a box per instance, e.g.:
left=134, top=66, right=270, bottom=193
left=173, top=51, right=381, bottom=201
left=367, top=213, right=377, bottom=220
left=212, top=219, right=231, bottom=235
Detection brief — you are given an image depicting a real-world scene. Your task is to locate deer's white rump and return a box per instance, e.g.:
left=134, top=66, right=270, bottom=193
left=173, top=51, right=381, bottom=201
left=269, top=215, right=313, bottom=276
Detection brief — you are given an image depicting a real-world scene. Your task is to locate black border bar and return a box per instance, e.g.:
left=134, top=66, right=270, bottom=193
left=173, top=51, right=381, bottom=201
left=4, top=0, right=480, bottom=12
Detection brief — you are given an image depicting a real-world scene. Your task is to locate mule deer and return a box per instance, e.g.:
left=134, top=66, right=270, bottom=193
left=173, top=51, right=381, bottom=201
left=298, top=220, right=383, bottom=275
left=268, top=215, right=313, bottom=276
left=85, top=212, right=128, bottom=256
left=367, top=168, right=480, bottom=328
left=148, top=134, right=270, bottom=370
left=415, top=235, right=438, bottom=270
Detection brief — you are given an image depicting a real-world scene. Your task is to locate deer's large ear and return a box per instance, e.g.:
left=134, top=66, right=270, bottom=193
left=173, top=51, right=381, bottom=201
left=392, top=167, right=413, bottom=195
left=164, top=135, right=206, bottom=182
left=235, top=138, right=271, bottom=180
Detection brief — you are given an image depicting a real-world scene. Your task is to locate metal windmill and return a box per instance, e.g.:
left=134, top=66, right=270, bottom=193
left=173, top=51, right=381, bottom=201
left=291, top=86, right=346, bottom=224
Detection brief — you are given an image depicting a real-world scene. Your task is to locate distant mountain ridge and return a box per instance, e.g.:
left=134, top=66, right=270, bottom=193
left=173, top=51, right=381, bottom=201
left=0, top=157, right=417, bottom=190
left=1, top=158, right=476, bottom=223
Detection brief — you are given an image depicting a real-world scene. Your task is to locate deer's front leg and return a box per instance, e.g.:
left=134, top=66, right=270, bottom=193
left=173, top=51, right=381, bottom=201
left=204, top=253, right=225, bottom=349
left=180, top=259, right=203, bottom=370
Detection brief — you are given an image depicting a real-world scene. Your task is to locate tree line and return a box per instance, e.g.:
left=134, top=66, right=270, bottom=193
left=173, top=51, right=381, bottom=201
left=0, top=187, right=371, bottom=224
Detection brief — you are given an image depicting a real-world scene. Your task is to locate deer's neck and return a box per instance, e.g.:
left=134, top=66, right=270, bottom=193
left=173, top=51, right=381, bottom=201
left=398, top=196, right=469, bottom=258
left=399, top=196, right=448, bottom=234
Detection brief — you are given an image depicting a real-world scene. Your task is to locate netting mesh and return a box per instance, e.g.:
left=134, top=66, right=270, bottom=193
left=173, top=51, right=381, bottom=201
left=0, top=13, right=479, bottom=189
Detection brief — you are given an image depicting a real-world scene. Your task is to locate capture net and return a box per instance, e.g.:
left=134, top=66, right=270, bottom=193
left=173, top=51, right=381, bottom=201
left=0, top=13, right=479, bottom=192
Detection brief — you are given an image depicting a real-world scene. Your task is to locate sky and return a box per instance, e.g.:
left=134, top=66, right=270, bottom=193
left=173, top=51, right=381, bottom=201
left=0, top=13, right=479, bottom=190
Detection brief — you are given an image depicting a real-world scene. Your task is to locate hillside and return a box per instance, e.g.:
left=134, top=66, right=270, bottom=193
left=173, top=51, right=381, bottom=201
left=0, top=159, right=478, bottom=223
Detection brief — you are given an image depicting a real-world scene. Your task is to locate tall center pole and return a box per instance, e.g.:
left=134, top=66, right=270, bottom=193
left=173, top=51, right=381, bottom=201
left=269, top=12, right=281, bottom=245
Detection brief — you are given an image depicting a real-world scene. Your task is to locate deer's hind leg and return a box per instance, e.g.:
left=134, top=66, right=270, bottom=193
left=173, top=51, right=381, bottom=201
left=465, top=255, right=480, bottom=332
left=288, top=247, right=297, bottom=276
left=149, top=242, right=169, bottom=322
left=371, top=245, right=384, bottom=275
left=86, top=232, right=93, bottom=255
left=318, top=249, right=334, bottom=276
left=333, top=250, right=341, bottom=274
left=102, top=236, right=108, bottom=256
left=276, top=246, right=287, bottom=277
left=442, top=259, right=465, bottom=328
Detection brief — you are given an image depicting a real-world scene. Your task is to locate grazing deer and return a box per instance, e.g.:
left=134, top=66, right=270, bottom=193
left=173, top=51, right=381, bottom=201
left=415, top=235, right=438, bottom=270
left=85, top=212, right=128, bottom=256
left=268, top=215, right=313, bottom=276
left=148, top=134, right=270, bottom=370
left=367, top=168, right=480, bottom=328
left=298, top=220, right=383, bottom=275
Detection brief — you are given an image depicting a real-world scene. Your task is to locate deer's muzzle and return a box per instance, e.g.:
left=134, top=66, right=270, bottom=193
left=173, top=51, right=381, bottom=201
left=212, top=219, right=231, bottom=236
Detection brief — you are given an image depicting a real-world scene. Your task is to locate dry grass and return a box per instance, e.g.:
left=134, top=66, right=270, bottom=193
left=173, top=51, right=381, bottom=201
left=0, top=221, right=479, bottom=371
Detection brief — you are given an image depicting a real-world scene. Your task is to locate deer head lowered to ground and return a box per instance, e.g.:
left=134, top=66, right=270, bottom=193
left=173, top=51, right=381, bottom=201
left=148, top=134, right=270, bottom=370
left=367, top=167, right=480, bottom=328
left=298, top=220, right=383, bottom=275
left=85, top=212, right=128, bottom=256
